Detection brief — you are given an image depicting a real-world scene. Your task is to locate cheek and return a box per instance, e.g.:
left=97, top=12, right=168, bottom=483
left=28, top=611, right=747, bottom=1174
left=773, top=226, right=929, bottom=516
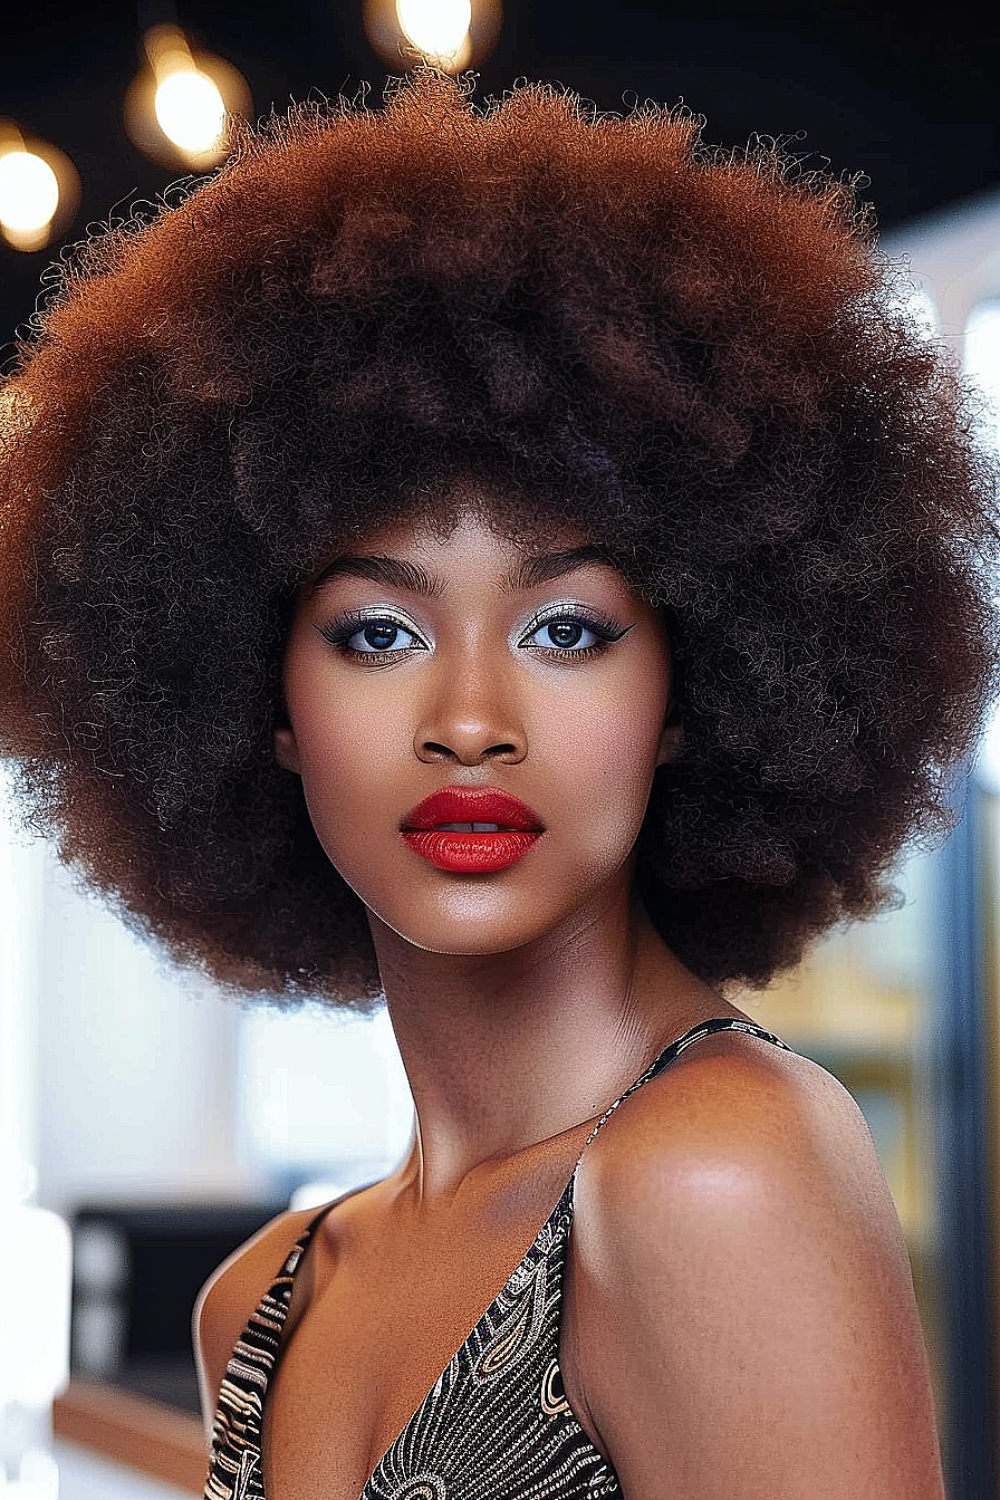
left=280, top=643, right=392, bottom=858
left=292, top=692, right=393, bottom=839
left=533, top=667, right=670, bottom=850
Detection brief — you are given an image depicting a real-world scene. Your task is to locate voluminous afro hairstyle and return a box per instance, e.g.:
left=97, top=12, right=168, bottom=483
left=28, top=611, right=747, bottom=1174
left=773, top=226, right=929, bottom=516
left=1, top=68, right=999, bottom=1013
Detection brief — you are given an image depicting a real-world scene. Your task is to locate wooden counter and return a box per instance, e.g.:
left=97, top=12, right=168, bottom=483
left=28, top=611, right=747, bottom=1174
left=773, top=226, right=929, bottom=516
left=53, top=1378, right=207, bottom=1495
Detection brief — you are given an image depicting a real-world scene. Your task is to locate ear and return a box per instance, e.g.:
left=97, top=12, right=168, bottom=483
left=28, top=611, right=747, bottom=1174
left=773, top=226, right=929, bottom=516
left=655, top=704, right=684, bottom=769
left=273, top=725, right=302, bottom=775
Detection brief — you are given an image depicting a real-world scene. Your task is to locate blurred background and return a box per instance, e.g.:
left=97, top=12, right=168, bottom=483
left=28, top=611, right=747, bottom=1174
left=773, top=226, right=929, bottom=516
left=2, top=3, right=1000, bottom=1497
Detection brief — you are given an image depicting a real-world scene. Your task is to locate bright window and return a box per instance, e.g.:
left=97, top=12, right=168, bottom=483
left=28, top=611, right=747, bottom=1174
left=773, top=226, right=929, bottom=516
left=236, top=1001, right=415, bottom=1198
left=964, top=299, right=1000, bottom=794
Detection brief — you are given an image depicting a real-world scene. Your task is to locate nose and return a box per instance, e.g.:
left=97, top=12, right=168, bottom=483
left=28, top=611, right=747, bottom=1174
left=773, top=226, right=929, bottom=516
left=413, top=654, right=527, bottom=766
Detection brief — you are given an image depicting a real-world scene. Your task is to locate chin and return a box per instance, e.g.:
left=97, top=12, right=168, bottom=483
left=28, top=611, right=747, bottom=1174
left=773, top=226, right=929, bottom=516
left=366, top=895, right=575, bottom=958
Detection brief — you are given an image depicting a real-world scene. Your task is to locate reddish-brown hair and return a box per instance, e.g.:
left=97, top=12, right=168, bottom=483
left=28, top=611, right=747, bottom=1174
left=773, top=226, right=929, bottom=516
left=1, top=68, right=998, bottom=1011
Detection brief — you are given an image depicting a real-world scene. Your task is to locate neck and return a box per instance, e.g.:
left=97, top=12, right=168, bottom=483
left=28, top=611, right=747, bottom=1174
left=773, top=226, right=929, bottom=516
left=366, top=875, right=724, bottom=1212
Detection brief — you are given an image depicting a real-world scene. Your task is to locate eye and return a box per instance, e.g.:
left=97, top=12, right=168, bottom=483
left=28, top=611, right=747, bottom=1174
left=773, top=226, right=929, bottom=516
left=316, top=611, right=426, bottom=661
left=520, top=609, right=631, bottom=660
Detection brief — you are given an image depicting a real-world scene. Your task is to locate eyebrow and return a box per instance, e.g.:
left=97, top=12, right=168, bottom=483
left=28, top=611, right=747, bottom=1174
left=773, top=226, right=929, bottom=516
left=308, top=544, right=621, bottom=597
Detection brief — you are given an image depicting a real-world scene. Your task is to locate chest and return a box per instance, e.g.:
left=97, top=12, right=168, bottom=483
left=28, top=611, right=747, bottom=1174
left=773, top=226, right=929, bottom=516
left=259, top=1204, right=605, bottom=1500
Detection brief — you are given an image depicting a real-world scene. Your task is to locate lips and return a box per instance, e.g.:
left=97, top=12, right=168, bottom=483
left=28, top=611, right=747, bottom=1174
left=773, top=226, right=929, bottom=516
left=401, top=786, right=544, bottom=833
left=400, top=786, right=545, bottom=873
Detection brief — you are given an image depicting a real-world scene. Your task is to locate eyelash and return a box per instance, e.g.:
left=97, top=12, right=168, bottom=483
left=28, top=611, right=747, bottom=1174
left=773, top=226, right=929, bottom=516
left=315, top=607, right=631, bottom=665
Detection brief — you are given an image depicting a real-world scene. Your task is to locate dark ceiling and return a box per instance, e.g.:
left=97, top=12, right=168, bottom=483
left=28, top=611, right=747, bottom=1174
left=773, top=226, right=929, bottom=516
left=2, top=0, right=998, bottom=348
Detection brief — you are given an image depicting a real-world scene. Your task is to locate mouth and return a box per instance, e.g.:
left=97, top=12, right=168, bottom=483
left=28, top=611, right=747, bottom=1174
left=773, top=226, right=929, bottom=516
left=401, top=786, right=545, bottom=834
left=400, top=788, right=545, bottom=875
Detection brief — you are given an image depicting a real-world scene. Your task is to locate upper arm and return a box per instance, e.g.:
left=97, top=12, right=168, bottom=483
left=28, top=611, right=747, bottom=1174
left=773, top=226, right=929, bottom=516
left=572, top=1054, right=947, bottom=1500
left=192, top=1206, right=314, bottom=1452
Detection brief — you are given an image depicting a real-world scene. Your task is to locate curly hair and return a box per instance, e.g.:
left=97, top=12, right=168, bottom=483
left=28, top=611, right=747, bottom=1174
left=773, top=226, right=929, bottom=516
left=1, top=68, right=998, bottom=1013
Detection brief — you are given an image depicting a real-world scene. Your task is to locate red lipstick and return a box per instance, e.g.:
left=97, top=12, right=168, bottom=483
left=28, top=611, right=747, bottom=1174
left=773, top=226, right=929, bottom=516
left=400, top=787, right=545, bottom=873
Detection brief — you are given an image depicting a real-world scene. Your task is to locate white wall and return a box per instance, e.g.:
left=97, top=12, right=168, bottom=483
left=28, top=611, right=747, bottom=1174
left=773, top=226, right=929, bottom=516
left=881, top=183, right=1000, bottom=354
left=881, top=186, right=1000, bottom=797
left=32, top=847, right=255, bottom=1219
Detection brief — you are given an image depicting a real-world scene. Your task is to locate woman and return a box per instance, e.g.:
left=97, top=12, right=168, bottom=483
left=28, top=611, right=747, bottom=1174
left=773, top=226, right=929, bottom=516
left=1, top=68, right=995, bottom=1499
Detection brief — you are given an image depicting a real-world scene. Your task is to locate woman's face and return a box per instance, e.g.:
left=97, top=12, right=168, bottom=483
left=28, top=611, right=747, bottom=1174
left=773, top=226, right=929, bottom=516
left=275, top=505, right=680, bottom=956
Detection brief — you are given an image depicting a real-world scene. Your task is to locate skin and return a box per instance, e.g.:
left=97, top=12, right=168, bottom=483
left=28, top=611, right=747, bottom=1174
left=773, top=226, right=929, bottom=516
left=274, top=494, right=751, bottom=1214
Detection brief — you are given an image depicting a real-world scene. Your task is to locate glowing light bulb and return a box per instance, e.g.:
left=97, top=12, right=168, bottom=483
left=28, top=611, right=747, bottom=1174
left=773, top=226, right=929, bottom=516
left=364, top=0, right=500, bottom=78
left=395, top=0, right=472, bottom=58
left=125, top=25, right=250, bottom=169
left=0, top=150, right=59, bottom=236
left=154, top=68, right=227, bottom=154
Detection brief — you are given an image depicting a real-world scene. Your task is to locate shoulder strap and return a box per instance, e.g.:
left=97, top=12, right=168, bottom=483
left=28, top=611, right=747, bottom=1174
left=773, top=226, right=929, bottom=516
left=574, top=1015, right=793, bottom=1168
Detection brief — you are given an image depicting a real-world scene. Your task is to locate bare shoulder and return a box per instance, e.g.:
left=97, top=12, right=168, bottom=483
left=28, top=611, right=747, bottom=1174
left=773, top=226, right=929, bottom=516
left=570, top=1029, right=946, bottom=1499
left=191, top=1202, right=318, bottom=1448
left=583, top=1020, right=873, bottom=1206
